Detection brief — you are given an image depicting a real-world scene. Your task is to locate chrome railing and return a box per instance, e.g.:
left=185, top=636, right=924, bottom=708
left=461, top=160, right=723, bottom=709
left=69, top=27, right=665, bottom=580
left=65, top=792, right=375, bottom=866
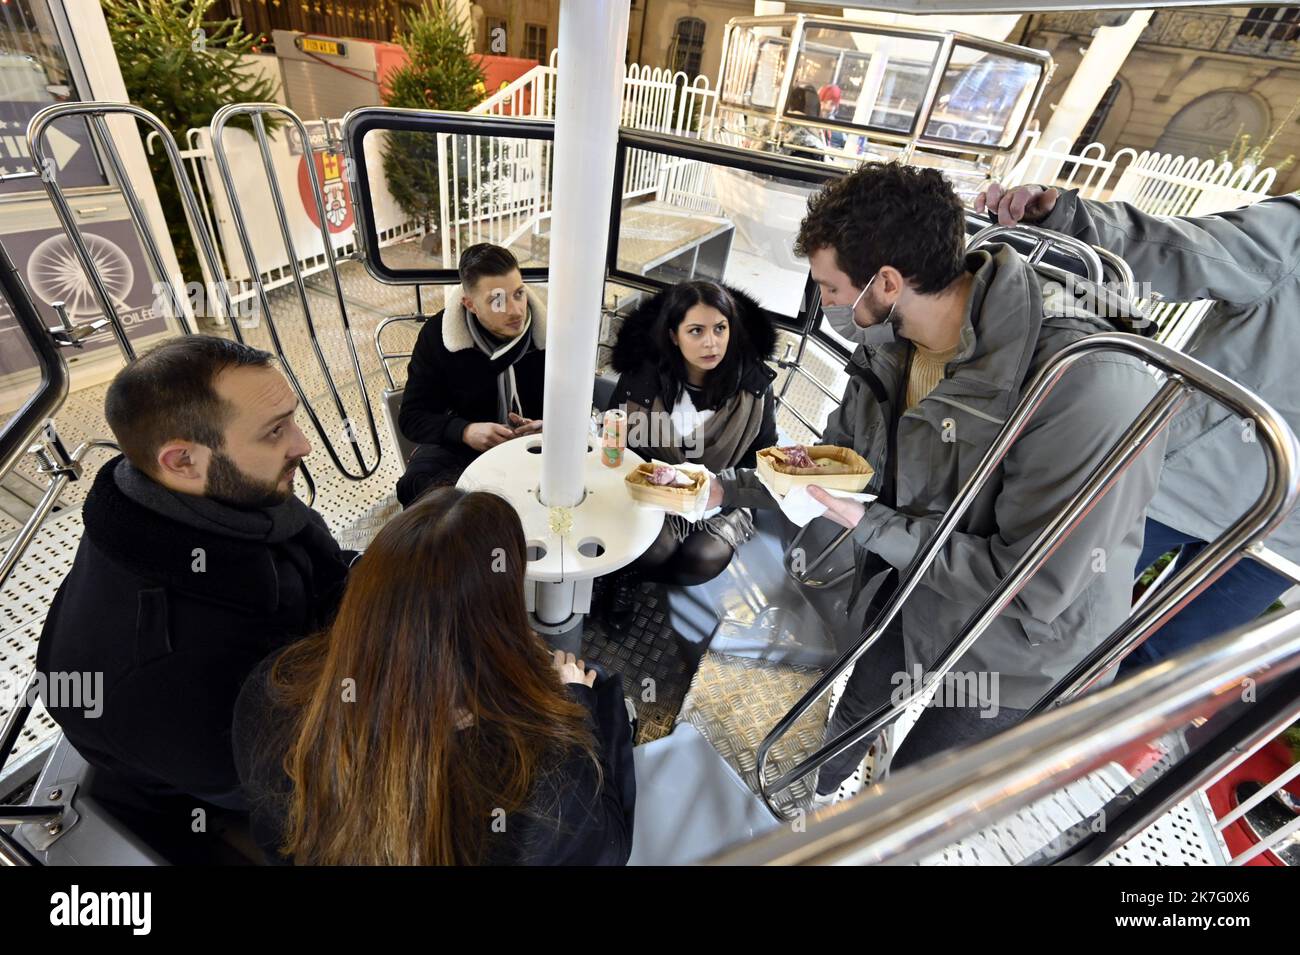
left=0, top=242, right=68, bottom=489
left=208, top=103, right=383, bottom=482
left=712, top=604, right=1300, bottom=864
left=0, top=240, right=88, bottom=598
left=28, top=102, right=202, bottom=359
left=374, top=312, right=429, bottom=393
left=755, top=333, right=1300, bottom=819
left=27, top=101, right=325, bottom=508
left=967, top=221, right=1104, bottom=280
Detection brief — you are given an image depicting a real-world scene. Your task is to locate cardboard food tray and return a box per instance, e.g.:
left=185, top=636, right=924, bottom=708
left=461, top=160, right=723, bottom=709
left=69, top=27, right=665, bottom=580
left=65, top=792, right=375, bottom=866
left=755, top=445, right=874, bottom=496
left=624, top=463, right=708, bottom=513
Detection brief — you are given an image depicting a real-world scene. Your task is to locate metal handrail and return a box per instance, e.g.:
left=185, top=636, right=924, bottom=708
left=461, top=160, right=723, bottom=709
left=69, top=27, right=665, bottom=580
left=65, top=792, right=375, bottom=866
left=208, top=103, right=383, bottom=482
left=1094, top=245, right=1139, bottom=300
left=28, top=101, right=322, bottom=508
left=373, top=312, right=430, bottom=392
left=968, top=221, right=1106, bottom=281
left=754, top=333, right=1300, bottom=819
left=783, top=524, right=854, bottom=589
left=773, top=394, right=824, bottom=440
left=0, top=433, right=118, bottom=594
left=711, top=604, right=1300, bottom=865
left=28, top=103, right=201, bottom=360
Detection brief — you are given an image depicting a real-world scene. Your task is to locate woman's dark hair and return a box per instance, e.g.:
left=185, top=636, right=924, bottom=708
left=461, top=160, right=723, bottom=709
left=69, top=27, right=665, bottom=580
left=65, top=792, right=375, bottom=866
left=789, top=84, right=820, bottom=118
left=794, top=162, right=967, bottom=294
left=655, top=280, right=751, bottom=411
left=267, top=486, right=598, bottom=865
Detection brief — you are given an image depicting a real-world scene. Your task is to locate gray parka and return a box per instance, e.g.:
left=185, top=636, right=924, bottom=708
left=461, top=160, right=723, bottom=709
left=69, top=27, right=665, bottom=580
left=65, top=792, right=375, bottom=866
left=718, top=246, right=1165, bottom=708
left=1039, top=189, right=1300, bottom=561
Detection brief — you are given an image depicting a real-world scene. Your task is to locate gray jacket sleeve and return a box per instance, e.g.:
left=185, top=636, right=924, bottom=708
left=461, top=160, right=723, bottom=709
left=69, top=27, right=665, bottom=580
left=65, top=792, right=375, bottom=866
left=1038, top=189, right=1300, bottom=307
left=849, top=355, right=1163, bottom=625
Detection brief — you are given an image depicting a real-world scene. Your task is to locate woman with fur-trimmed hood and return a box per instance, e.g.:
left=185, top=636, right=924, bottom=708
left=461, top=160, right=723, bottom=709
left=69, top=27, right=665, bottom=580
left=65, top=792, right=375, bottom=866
left=607, top=280, right=778, bottom=594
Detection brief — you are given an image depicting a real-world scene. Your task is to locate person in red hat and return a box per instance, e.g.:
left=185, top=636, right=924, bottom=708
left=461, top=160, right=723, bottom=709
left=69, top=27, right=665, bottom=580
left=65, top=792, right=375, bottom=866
left=818, top=84, right=845, bottom=149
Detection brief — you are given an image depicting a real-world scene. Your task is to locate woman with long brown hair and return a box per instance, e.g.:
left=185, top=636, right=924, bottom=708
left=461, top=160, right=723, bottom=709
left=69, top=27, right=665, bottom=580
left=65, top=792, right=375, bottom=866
left=232, top=487, right=636, bottom=865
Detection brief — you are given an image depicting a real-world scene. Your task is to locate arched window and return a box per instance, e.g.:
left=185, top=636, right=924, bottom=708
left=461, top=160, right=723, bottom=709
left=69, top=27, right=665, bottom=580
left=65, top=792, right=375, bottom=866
left=670, top=17, right=706, bottom=77
left=1155, top=91, right=1270, bottom=161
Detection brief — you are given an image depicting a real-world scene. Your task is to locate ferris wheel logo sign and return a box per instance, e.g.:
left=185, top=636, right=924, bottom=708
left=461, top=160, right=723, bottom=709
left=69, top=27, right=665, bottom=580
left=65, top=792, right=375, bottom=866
left=26, top=232, right=134, bottom=318
left=297, top=150, right=354, bottom=234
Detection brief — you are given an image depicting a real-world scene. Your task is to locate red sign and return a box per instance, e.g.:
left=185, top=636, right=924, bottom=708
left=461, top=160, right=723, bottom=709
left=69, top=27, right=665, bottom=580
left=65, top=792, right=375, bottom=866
left=296, top=150, right=354, bottom=234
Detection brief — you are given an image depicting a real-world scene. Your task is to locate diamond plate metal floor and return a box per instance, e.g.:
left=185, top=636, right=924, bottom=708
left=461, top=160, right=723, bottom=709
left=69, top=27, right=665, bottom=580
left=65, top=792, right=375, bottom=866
left=581, top=582, right=695, bottom=745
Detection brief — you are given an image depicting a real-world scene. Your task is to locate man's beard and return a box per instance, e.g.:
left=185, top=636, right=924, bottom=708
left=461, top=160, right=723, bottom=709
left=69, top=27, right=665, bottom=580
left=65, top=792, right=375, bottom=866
left=205, top=451, right=298, bottom=508
left=868, top=296, right=904, bottom=337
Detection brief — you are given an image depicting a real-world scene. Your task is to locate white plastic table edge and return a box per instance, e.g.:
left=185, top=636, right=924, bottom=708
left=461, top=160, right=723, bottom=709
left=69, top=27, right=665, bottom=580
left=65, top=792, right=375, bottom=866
left=456, top=436, right=667, bottom=583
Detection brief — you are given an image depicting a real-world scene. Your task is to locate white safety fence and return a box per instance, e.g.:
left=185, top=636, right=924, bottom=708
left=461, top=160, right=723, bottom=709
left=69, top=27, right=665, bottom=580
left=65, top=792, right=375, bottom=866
left=430, top=49, right=722, bottom=267
left=1007, top=135, right=1278, bottom=212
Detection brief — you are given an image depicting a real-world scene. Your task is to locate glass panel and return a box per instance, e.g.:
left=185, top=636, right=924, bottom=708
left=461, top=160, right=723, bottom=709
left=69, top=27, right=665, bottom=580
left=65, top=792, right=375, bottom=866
left=749, top=39, right=788, bottom=109
left=0, top=0, right=104, bottom=196
left=0, top=281, right=42, bottom=421
left=923, top=46, right=1043, bottom=147
left=616, top=146, right=818, bottom=318
left=787, top=26, right=941, bottom=134
left=360, top=128, right=552, bottom=275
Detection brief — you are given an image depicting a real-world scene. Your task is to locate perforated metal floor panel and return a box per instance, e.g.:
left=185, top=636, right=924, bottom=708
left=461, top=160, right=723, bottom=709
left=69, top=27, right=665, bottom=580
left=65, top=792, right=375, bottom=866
left=1100, top=792, right=1225, bottom=866
left=1, top=509, right=84, bottom=767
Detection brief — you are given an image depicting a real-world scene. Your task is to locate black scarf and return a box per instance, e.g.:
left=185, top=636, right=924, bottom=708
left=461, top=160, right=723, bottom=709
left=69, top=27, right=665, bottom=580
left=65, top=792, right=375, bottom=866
left=113, top=459, right=313, bottom=545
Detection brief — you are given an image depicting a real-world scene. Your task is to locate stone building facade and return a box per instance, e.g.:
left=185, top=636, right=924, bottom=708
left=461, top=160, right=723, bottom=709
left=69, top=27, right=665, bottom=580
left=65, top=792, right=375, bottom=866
left=1021, top=7, right=1300, bottom=194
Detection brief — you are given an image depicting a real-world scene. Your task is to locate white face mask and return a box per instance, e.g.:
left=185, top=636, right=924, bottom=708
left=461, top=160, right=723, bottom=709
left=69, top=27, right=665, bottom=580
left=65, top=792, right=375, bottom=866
left=821, top=273, right=897, bottom=346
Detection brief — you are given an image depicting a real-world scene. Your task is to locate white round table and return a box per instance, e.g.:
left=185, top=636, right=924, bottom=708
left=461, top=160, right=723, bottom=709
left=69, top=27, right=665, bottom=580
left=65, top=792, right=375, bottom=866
left=456, top=435, right=666, bottom=630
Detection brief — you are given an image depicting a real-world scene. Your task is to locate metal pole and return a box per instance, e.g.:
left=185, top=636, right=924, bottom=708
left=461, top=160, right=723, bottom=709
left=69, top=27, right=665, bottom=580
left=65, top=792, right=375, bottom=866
left=208, top=103, right=383, bottom=481
left=539, top=1, right=631, bottom=507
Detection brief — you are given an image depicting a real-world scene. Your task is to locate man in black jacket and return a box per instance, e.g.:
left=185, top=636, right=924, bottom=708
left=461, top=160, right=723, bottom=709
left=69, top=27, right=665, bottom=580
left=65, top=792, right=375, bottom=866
left=36, top=335, right=354, bottom=827
left=396, top=243, right=547, bottom=505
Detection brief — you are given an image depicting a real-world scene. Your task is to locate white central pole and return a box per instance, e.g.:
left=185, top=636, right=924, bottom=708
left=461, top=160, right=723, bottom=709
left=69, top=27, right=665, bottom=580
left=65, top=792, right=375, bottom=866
left=539, top=0, right=631, bottom=508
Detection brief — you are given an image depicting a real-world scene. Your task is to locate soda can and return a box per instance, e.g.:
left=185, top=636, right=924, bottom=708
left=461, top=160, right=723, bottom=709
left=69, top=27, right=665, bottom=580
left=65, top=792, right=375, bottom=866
left=601, top=408, right=626, bottom=468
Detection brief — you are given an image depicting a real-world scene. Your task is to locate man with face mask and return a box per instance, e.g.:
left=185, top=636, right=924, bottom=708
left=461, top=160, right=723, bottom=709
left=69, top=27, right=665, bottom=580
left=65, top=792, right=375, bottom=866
left=396, top=242, right=547, bottom=506
left=708, top=163, right=1165, bottom=799
left=36, top=336, right=355, bottom=838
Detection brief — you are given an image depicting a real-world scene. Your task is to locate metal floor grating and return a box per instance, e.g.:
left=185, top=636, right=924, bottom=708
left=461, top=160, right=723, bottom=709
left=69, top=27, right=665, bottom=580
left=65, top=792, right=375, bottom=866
left=581, top=582, right=696, bottom=746
left=1099, top=792, right=1225, bottom=866
left=676, top=649, right=829, bottom=814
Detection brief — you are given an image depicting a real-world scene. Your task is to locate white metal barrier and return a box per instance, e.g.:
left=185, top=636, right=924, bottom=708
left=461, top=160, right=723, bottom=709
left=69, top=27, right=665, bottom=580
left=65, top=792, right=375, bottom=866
left=1006, top=136, right=1278, bottom=212
left=1110, top=150, right=1278, bottom=217
left=433, top=49, right=721, bottom=264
